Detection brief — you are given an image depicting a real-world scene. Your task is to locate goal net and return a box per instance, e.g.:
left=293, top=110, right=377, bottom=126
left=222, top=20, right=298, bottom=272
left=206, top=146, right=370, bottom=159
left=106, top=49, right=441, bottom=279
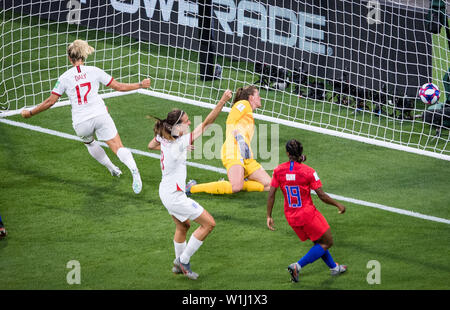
left=1, top=0, right=449, bottom=159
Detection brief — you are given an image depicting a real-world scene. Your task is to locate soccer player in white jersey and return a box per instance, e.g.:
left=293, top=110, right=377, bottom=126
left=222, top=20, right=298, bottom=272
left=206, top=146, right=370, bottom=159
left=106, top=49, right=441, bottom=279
left=21, top=40, right=150, bottom=194
left=148, top=89, right=232, bottom=280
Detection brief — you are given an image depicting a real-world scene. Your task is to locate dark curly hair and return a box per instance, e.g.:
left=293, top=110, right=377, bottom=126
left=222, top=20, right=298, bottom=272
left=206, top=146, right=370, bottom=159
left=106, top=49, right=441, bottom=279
left=286, top=139, right=306, bottom=163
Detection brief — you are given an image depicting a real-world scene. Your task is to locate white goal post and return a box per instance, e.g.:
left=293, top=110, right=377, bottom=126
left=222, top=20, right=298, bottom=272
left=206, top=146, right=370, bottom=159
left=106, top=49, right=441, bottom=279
left=1, top=0, right=449, bottom=160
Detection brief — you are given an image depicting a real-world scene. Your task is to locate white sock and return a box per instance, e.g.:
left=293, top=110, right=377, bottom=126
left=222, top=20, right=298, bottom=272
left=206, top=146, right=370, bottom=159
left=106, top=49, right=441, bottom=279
left=174, top=240, right=187, bottom=259
left=180, top=235, right=203, bottom=264
left=116, top=147, right=138, bottom=172
left=85, top=140, right=116, bottom=171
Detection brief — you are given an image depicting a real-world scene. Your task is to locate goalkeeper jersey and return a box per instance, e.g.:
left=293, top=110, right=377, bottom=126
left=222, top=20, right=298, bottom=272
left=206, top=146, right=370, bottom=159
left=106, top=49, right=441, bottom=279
left=221, top=100, right=255, bottom=160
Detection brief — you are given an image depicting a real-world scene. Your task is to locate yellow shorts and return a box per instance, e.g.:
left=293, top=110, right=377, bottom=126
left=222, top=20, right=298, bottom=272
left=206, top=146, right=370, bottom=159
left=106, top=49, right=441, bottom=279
left=222, top=141, right=261, bottom=178
left=222, top=157, right=262, bottom=178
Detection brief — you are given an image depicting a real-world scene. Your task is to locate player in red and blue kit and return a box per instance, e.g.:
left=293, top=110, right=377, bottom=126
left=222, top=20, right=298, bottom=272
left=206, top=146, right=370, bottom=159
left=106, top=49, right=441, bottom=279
left=266, top=139, right=347, bottom=282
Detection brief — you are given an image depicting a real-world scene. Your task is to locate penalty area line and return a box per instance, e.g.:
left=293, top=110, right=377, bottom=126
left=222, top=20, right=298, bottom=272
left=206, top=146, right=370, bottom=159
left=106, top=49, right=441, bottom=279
left=1, top=117, right=449, bottom=225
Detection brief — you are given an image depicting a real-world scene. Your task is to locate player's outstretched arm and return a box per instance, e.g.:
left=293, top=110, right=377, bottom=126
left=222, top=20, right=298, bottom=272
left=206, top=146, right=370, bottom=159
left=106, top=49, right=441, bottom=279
left=191, top=89, right=232, bottom=141
left=21, top=93, right=60, bottom=118
left=315, top=187, right=346, bottom=214
left=108, top=78, right=151, bottom=92
left=266, top=186, right=278, bottom=230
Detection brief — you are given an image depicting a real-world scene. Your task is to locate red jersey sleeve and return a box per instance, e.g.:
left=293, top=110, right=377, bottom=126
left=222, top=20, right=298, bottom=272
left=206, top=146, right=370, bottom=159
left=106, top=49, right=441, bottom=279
left=309, top=169, right=322, bottom=190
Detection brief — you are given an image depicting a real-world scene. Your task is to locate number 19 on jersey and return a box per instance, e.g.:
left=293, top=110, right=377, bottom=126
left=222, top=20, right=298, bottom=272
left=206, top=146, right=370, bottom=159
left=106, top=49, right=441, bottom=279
left=285, top=185, right=302, bottom=208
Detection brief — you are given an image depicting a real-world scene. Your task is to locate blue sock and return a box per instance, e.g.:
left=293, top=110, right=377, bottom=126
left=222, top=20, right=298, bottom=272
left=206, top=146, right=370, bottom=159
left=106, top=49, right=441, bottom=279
left=298, top=244, right=326, bottom=268
left=321, top=250, right=337, bottom=269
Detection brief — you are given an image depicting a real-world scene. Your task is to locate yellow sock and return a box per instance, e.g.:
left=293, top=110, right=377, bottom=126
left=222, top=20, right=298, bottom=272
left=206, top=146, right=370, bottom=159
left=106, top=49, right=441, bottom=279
left=242, top=180, right=264, bottom=192
left=190, top=181, right=233, bottom=194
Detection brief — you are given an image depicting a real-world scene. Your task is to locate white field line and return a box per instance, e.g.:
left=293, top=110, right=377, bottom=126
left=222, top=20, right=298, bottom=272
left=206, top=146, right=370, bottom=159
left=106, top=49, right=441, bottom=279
left=2, top=89, right=450, bottom=161
left=1, top=118, right=449, bottom=225
left=137, top=89, right=450, bottom=162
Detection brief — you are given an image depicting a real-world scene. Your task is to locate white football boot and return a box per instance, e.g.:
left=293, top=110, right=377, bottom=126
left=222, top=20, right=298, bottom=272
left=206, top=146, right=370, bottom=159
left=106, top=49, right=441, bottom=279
left=110, top=166, right=122, bottom=177
left=330, top=263, right=347, bottom=276
left=131, top=169, right=142, bottom=194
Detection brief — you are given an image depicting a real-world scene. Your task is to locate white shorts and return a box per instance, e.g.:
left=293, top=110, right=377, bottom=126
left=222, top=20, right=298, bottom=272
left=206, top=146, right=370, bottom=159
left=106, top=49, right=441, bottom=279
left=73, top=114, right=118, bottom=143
left=159, top=188, right=204, bottom=223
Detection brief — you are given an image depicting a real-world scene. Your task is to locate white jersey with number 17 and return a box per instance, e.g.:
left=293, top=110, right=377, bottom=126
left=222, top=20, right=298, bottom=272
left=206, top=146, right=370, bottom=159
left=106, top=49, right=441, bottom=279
left=51, top=65, right=114, bottom=126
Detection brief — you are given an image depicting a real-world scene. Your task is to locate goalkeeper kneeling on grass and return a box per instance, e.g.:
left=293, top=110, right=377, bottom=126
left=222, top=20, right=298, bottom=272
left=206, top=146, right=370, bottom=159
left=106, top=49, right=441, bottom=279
left=186, top=85, right=271, bottom=195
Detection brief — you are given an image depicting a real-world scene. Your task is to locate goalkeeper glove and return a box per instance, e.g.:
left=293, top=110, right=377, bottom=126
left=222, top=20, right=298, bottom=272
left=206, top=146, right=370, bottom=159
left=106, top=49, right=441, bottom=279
left=234, top=133, right=251, bottom=159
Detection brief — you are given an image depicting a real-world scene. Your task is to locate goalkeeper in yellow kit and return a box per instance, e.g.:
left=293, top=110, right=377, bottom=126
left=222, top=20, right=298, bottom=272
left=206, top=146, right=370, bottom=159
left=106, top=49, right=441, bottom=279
left=187, top=85, right=271, bottom=195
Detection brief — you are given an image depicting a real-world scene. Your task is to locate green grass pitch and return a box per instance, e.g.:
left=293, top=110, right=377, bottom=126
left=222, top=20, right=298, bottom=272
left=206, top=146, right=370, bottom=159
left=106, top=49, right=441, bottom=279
left=1, top=8, right=449, bottom=292
left=1, top=93, right=449, bottom=290
left=1, top=10, right=450, bottom=155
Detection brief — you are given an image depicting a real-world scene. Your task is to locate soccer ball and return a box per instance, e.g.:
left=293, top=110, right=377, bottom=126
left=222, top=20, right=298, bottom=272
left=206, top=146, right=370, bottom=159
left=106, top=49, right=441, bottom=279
left=419, top=83, right=440, bottom=105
